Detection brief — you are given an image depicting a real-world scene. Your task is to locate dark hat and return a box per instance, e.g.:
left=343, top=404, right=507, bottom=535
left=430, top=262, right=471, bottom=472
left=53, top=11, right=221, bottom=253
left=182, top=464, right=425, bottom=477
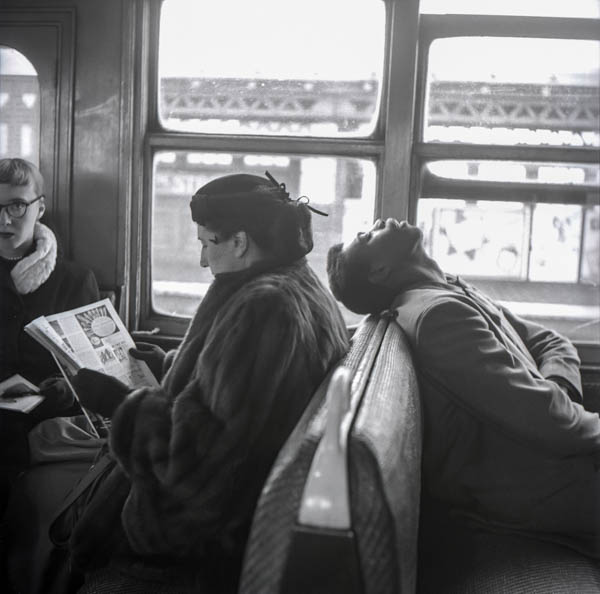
left=190, top=172, right=322, bottom=263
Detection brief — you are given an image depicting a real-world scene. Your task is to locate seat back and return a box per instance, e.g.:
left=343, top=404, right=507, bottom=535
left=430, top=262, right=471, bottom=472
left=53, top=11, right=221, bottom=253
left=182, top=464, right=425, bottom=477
left=239, top=315, right=422, bottom=594
left=347, top=320, right=422, bottom=594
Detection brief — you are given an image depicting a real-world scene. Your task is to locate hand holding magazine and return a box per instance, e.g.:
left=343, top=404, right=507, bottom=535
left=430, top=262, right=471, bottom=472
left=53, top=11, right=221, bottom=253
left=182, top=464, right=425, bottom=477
left=0, top=374, right=44, bottom=413
left=25, top=298, right=159, bottom=435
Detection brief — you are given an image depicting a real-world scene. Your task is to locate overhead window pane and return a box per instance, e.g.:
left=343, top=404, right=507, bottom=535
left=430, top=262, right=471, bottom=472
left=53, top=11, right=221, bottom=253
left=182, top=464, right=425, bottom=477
left=420, top=0, right=600, bottom=18
left=158, top=0, right=385, bottom=137
left=424, top=37, right=600, bottom=147
left=151, top=151, right=376, bottom=321
left=0, top=46, right=40, bottom=163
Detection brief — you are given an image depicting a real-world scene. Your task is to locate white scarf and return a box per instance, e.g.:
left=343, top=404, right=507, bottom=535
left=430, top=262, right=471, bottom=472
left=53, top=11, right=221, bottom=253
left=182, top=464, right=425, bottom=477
left=10, top=223, right=57, bottom=295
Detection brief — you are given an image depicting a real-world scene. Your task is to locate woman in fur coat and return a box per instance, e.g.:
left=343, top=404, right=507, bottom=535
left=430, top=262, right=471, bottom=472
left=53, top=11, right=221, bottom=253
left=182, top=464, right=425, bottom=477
left=71, top=172, right=349, bottom=591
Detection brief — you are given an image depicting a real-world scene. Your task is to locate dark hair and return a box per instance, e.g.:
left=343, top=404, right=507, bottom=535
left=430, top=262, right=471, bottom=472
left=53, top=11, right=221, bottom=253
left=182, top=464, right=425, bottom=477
left=190, top=173, right=313, bottom=263
left=0, top=158, right=44, bottom=195
left=327, top=242, right=397, bottom=314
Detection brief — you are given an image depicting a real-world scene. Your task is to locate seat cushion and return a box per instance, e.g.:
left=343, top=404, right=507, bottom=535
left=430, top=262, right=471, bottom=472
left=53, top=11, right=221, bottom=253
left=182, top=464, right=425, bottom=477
left=418, top=520, right=600, bottom=594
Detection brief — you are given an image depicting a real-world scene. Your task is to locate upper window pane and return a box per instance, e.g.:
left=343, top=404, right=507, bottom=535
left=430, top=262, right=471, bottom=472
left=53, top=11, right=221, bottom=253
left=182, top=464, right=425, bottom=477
left=424, top=37, right=600, bottom=147
left=158, top=0, right=385, bottom=137
left=0, top=47, right=40, bottom=163
left=421, top=0, right=600, bottom=18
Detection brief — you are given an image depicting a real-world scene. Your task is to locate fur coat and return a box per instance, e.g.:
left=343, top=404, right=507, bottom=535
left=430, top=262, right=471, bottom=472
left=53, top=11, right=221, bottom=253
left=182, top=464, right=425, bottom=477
left=107, top=259, right=348, bottom=575
left=0, top=222, right=100, bottom=384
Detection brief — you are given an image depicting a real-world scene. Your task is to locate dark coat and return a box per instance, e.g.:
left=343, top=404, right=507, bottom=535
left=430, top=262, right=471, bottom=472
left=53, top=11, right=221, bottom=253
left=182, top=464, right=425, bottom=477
left=0, top=225, right=99, bottom=493
left=0, top=256, right=99, bottom=384
left=393, top=275, right=600, bottom=557
left=107, top=260, right=348, bottom=578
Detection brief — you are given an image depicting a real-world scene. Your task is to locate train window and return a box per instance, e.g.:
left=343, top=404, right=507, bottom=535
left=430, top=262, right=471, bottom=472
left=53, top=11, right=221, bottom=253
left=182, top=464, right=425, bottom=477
left=151, top=150, right=375, bottom=320
left=158, top=0, right=385, bottom=137
left=424, top=37, right=600, bottom=147
left=0, top=46, right=40, bottom=163
left=140, top=1, right=599, bottom=344
left=142, top=0, right=386, bottom=331
left=415, top=13, right=600, bottom=343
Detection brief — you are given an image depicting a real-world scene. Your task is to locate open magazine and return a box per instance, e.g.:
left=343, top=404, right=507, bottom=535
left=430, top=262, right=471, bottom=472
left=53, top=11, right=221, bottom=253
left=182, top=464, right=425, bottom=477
left=24, top=298, right=159, bottom=436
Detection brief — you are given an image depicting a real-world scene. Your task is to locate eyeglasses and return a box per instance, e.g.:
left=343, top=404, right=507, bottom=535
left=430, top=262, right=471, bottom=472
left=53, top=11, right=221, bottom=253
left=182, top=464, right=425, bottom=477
left=0, top=195, right=44, bottom=219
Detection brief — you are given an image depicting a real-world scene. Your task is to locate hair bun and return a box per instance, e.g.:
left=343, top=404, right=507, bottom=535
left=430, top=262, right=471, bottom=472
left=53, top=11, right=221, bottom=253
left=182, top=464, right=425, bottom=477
left=269, top=200, right=313, bottom=261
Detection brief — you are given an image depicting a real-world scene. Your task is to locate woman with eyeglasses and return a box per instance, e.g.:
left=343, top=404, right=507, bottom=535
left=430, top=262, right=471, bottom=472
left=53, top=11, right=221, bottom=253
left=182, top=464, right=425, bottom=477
left=0, top=158, right=99, bottom=506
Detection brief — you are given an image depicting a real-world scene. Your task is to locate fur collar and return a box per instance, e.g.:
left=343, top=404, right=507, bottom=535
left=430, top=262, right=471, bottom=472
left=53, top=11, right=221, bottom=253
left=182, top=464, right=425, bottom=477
left=11, top=223, right=57, bottom=295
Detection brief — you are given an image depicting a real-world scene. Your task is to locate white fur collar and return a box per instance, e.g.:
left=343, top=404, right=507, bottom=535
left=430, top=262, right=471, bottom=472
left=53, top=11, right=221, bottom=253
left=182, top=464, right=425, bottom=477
left=11, top=223, right=57, bottom=295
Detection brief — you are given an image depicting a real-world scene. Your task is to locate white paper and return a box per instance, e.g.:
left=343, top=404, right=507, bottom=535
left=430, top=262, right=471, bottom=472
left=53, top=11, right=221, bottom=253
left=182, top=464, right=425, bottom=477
left=42, top=299, right=159, bottom=389
left=0, top=374, right=44, bottom=413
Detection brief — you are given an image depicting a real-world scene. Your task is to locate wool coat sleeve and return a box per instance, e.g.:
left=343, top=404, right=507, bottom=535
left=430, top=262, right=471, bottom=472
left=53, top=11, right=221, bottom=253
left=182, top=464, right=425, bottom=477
left=109, top=286, right=328, bottom=557
left=497, top=303, right=583, bottom=401
left=63, top=267, right=100, bottom=310
left=415, top=299, right=600, bottom=461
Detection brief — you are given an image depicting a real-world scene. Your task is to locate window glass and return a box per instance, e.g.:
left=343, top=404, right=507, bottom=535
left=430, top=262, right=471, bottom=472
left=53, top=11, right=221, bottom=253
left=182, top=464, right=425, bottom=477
left=427, top=160, right=600, bottom=186
left=417, top=194, right=597, bottom=283
left=581, top=203, right=600, bottom=285
left=529, top=203, right=583, bottom=282
left=424, top=37, right=600, bottom=147
left=417, top=199, right=532, bottom=279
left=417, top=198, right=599, bottom=341
left=151, top=151, right=376, bottom=321
left=158, top=0, right=385, bottom=137
left=420, top=0, right=600, bottom=18
left=0, top=46, right=40, bottom=163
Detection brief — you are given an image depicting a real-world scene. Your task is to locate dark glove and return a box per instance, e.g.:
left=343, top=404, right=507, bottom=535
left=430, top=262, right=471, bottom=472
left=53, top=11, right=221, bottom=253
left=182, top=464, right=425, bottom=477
left=129, top=342, right=166, bottom=381
left=37, top=376, right=76, bottom=413
left=72, top=368, right=130, bottom=418
left=2, top=383, right=38, bottom=398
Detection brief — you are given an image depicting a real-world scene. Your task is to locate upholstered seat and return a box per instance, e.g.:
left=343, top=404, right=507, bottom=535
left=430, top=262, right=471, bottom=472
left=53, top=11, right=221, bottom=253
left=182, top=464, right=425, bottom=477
left=239, top=315, right=422, bottom=594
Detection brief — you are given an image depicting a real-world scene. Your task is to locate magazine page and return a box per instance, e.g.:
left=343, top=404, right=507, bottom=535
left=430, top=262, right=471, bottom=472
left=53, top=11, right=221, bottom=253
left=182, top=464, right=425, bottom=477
left=44, top=298, right=159, bottom=389
left=24, top=316, right=83, bottom=374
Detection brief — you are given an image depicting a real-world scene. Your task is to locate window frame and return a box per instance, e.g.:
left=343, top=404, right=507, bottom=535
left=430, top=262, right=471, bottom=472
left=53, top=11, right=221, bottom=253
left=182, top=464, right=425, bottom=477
left=0, top=9, right=76, bottom=251
left=130, top=2, right=599, bottom=360
left=410, top=14, right=600, bottom=352
left=133, top=0, right=420, bottom=336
